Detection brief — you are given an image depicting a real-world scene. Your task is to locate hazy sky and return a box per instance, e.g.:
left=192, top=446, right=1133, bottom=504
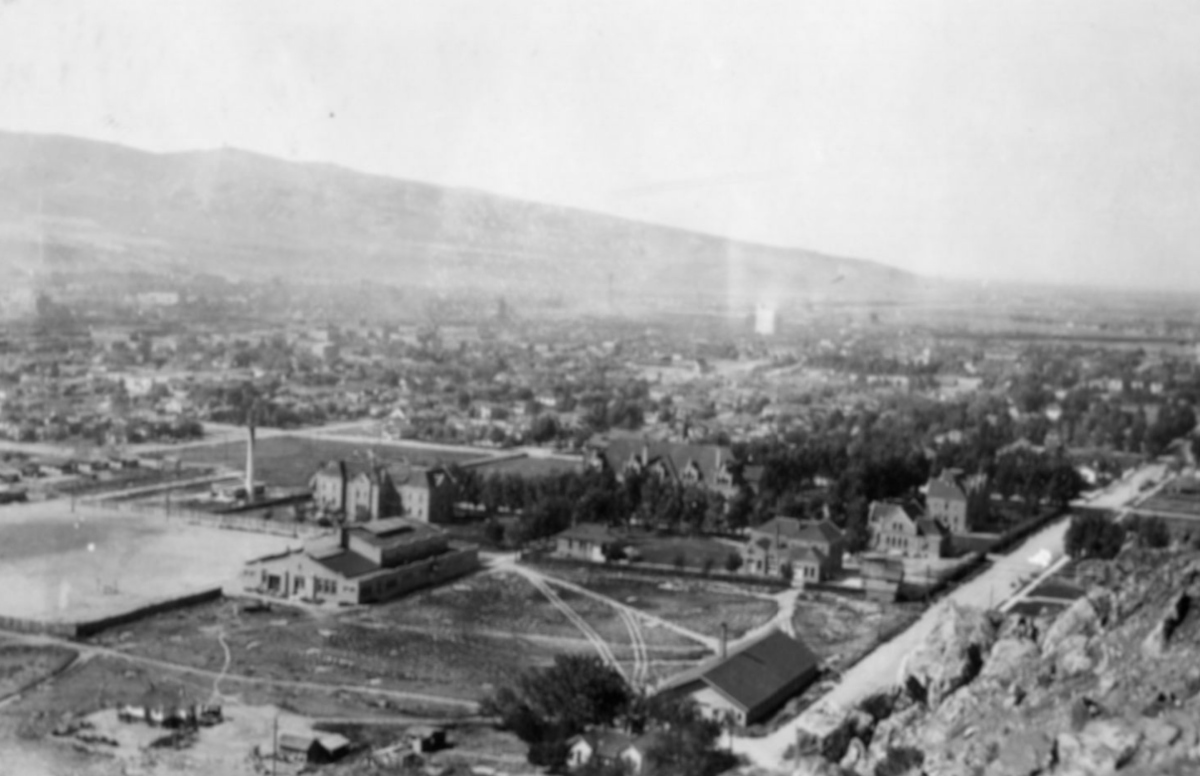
left=3, top=0, right=1200, bottom=289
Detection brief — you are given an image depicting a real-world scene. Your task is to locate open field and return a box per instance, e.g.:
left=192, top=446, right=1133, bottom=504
left=790, top=592, right=923, bottom=666
left=87, top=585, right=645, bottom=704
left=529, top=564, right=777, bottom=642
left=170, top=434, right=493, bottom=488
left=625, top=534, right=741, bottom=569
left=0, top=643, right=77, bottom=699
left=464, top=454, right=584, bottom=478
left=368, top=571, right=693, bottom=650
left=0, top=501, right=295, bottom=622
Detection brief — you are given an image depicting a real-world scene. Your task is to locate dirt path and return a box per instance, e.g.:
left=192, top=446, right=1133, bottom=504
left=0, top=628, right=481, bottom=712
left=518, top=570, right=625, bottom=679
left=513, top=565, right=718, bottom=651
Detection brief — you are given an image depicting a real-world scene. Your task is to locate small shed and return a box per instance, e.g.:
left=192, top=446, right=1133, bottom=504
left=410, top=725, right=447, bottom=753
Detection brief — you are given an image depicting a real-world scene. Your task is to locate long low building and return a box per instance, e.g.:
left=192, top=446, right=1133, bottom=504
left=242, top=517, right=478, bottom=606
left=655, top=629, right=821, bottom=726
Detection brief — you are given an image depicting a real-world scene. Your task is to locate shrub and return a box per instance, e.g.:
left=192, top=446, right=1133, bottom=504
left=1132, top=516, right=1171, bottom=549
left=780, top=561, right=794, bottom=583
left=724, top=552, right=743, bottom=573
left=1064, top=512, right=1126, bottom=560
left=875, top=746, right=925, bottom=776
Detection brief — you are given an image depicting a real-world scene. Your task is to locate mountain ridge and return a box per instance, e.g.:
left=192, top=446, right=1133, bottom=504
left=0, top=130, right=917, bottom=309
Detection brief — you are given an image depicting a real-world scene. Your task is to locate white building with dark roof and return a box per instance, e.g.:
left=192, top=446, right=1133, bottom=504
left=242, top=517, right=478, bottom=606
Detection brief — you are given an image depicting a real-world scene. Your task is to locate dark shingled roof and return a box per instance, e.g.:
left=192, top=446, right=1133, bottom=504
left=312, top=550, right=379, bottom=579
left=659, top=629, right=820, bottom=714
left=700, top=630, right=820, bottom=713
left=754, top=517, right=844, bottom=546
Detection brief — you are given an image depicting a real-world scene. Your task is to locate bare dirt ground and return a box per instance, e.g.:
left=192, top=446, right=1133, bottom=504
left=0, top=501, right=294, bottom=622
left=790, top=592, right=923, bottom=666
left=530, top=564, right=779, bottom=643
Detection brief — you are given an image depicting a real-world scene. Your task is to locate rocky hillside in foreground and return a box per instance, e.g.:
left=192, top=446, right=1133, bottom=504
left=795, top=548, right=1200, bottom=776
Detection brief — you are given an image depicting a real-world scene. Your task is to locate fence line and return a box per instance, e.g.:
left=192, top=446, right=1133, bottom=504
left=86, top=498, right=329, bottom=539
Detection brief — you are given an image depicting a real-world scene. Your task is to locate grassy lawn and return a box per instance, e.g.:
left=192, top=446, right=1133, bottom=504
left=0, top=645, right=77, bottom=699
left=625, top=534, right=742, bottom=570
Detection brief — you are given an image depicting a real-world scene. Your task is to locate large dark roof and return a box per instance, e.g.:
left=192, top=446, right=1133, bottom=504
left=701, top=630, right=820, bottom=713
left=753, top=517, right=844, bottom=546
left=349, top=517, right=441, bottom=549
left=312, top=550, right=378, bottom=579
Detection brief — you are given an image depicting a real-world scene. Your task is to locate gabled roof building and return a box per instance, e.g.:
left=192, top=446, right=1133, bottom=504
left=243, top=517, right=478, bottom=606
left=655, top=629, right=820, bottom=726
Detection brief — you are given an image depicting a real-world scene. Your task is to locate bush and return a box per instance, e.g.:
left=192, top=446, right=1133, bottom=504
left=875, top=746, right=925, bottom=776
left=483, top=520, right=506, bottom=546
left=1064, top=512, right=1126, bottom=560
left=1132, top=516, right=1171, bottom=549
left=724, top=552, right=743, bottom=573
left=780, top=561, right=794, bottom=583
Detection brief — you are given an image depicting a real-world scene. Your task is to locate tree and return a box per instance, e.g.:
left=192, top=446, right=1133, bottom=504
left=780, top=561, right=795, bottom=584
left=724, top=552, right=743, bottom=573
left=1064, top=512, right=1127, bottom=560
left=483, top=655, right=631, bottom=768
left=1131, top=515, right=1171, bottom=549
left=642, top=698, right=737, bottom=776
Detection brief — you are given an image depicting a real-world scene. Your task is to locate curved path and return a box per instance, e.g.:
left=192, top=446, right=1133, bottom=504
left=0, top=628, right=480, bottom=712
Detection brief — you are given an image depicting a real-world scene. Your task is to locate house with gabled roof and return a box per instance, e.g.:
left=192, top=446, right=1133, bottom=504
left=242, top=517, right=478, bottom=606
left=567, top=728, right=663, bottom=774
left=868, top=500, right=949, bottom=559
left=926, top=468, right=989, bottom=535
left=745, top=516, right=845, bottom=582
left=655, top=629, right=820, bottom=726
left=555, top=523, right=625, bottom=562
left=588, top=435, right=742, bottom=497
left=308, top=460, right=456, bottom=524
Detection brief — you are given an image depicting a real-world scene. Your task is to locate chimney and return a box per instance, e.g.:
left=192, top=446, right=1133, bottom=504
left=244, top=422, right=256, bottom=502
left=720, top=623, right=728, bottom=659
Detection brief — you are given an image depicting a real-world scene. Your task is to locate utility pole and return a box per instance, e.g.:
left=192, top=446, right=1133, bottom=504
left=272, top=713, right=279, bottom=776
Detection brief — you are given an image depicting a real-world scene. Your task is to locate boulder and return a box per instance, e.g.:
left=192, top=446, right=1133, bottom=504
left=838, top=737, right=866, bottom=771
left=1141, top=592, right=1191, bottom=659
left=901, top=603, right=999, bottom=709
left=980, top=638, right=1040, bottom=685
left=1040, top=590, right=1112, bottom=655
left=1056, top=719, right=1142, bottom=774
left=984, top=729, right=1055, bottom=776
left=1054, top=633, right=1095, bottom=677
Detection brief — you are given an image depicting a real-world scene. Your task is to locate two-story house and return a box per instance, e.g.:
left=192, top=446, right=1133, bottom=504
left=868, top=500, right=950, bottom=559
left=926, top=469, right=989, bottom=535
left=588, top=436, right=742, bottom=498
left=744, top=516, right=846, bottom=582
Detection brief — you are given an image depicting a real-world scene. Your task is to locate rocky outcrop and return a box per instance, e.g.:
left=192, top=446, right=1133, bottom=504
left=1141, top=591, right=1190, bottom=658
left=900, top=602, right=1000, bottom=709
left=802, top=549, right=1200, bottom=776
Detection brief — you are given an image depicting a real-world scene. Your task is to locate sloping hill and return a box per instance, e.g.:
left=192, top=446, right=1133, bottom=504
left=0, top=131, right=914, bottom=308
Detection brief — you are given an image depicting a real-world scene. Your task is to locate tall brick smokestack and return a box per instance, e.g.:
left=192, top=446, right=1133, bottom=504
left=244, top=421, right=255, bottom=502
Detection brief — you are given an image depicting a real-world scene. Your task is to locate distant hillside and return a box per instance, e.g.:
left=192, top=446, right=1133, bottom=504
left=0, top=131, right=915, bottom=310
